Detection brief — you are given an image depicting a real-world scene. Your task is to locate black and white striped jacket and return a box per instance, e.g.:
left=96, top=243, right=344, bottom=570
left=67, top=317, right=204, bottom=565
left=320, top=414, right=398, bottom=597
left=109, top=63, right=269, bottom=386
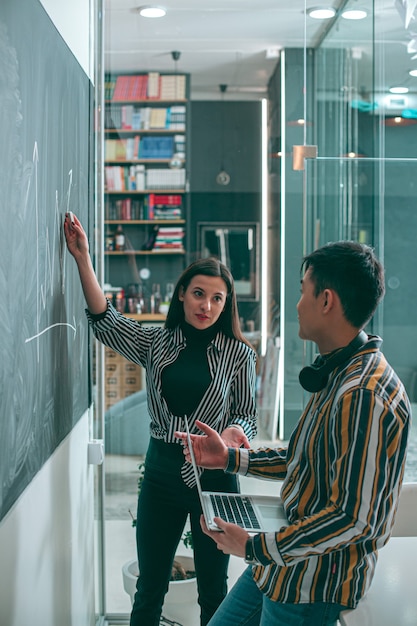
left=87, top=301, right=258, bottom=449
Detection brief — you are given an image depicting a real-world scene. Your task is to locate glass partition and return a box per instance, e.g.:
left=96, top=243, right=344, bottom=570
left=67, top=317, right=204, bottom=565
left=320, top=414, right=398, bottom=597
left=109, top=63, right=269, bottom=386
left=302, top=156, right=417, bottom=399
left=97, top=0, right=417, bottom=619
left=279, top=0, right=417, bottom=438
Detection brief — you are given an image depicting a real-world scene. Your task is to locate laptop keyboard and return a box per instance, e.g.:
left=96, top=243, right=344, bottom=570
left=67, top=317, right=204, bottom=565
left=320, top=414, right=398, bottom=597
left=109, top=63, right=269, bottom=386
left=209, top=494, right=261, bottom=529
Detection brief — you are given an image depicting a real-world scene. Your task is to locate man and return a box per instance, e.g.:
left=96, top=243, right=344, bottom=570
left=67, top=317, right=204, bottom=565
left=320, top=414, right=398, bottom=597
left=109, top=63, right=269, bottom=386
left=176, top=241, right=411, bottom=626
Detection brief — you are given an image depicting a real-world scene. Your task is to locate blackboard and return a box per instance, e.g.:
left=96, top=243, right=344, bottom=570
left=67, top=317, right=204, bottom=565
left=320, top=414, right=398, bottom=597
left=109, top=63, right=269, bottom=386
left=0, top=0, right=92, bottom=521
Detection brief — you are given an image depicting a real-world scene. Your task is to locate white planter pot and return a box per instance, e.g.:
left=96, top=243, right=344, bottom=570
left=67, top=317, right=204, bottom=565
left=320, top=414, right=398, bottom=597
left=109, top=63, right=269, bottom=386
left=122, top=555, right=199, bottom=626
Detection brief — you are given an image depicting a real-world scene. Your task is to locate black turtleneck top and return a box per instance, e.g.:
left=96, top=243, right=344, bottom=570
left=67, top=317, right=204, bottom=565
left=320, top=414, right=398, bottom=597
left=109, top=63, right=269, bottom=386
left=161, top=321, right=219, bottom=417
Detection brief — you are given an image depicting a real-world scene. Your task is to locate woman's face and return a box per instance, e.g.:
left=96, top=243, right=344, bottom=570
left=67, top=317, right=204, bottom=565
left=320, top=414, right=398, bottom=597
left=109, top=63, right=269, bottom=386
left=179, top=274, right=227, bottom=329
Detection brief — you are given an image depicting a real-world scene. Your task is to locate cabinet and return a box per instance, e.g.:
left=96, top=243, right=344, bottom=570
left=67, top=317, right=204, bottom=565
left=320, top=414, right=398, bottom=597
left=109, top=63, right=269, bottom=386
left=102, top=313, right=166, bottom=410
left=104, top=71, right=190, bottom=313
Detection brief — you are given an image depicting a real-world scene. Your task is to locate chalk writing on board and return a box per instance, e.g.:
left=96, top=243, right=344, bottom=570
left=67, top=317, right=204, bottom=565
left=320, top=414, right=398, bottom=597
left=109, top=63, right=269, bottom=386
left=24, top=142, right=77, bottom=349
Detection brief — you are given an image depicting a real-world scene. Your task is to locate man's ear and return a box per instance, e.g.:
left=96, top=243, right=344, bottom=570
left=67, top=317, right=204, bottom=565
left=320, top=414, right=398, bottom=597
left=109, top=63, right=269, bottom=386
left=323, top=288, right=332, bottom=309
left=323, top=289, right=341, bottom=315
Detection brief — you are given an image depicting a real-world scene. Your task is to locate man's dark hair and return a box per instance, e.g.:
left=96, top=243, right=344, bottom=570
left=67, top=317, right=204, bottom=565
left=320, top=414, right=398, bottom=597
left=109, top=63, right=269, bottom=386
left=301, top=241, right=385, bottom=328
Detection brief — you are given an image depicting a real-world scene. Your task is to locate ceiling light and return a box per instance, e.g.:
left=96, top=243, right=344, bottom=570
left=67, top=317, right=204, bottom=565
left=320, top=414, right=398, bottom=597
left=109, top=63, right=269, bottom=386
left=341, top=9, right=367, bottom=20
left=307, top=7, right=336, bottom=19
left=389, top=87, right=409, bottom=94
left=138, top=6, right=166, bottom=18
left=409, top=69, right=417, bottom=77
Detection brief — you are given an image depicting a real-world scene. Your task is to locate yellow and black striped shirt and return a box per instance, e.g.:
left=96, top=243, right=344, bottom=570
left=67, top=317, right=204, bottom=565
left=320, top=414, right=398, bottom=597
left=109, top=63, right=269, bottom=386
left=227, top=335, right=411, bottom=609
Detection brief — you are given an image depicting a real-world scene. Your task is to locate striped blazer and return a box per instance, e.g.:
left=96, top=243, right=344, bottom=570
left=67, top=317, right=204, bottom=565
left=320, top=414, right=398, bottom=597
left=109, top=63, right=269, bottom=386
left=87, top=301, right=258, bottom=446
left=227, top=334, right=411, bottom=609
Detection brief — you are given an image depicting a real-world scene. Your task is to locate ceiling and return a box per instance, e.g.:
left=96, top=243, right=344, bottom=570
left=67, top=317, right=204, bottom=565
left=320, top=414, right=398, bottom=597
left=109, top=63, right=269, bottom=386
left=104, top=0, right=417, bottom=103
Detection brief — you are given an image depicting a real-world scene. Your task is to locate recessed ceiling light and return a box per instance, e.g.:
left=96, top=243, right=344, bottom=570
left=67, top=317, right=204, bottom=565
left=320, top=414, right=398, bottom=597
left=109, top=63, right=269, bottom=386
left=409, top=69, right=417, bottom=77
left=341, top=9, right=367, bottom=20
left=307, top=7, right=336, bottom=19
left=138, top=6, right=166, bottom=18
left=389, top=87, right=409, bottom=94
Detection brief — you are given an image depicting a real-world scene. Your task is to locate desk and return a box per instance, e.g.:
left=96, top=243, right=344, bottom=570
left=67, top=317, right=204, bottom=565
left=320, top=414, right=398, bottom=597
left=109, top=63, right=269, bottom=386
left=339, top=537, right=417, bottom=626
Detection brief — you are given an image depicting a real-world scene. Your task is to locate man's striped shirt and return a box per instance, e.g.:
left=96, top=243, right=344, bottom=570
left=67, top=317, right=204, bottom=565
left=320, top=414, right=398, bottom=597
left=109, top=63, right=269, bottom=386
left=227, top=335, right=410, bottom=609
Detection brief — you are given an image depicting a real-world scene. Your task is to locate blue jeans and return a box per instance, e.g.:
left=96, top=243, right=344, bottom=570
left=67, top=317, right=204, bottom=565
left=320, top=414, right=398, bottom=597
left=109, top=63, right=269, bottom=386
left=207, top=567, right=344, bottom=626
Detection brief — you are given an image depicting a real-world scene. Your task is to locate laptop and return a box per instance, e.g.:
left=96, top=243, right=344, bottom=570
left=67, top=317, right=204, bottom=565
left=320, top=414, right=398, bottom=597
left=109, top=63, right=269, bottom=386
left=184, top=417, right=288, bottom=533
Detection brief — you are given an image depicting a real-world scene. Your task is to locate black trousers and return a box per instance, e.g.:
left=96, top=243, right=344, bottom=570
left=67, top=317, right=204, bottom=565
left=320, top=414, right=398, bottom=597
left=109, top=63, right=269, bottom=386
left=130, top=437, right=239, bottom=626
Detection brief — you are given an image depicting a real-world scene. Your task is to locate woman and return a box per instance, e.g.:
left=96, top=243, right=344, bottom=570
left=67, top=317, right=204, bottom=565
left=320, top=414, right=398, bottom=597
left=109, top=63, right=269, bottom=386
left=64, top=213, right=258, bottom=626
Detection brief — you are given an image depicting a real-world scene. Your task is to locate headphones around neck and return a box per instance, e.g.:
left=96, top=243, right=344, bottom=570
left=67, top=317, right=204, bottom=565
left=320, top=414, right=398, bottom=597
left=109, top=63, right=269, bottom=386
left=299, top=330, right=368, bottom=393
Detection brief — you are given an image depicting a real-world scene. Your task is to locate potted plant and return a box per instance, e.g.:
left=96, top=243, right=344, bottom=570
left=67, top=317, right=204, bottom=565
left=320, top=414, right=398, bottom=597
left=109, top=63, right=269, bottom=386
left=122, top=464, right=198, bottom=626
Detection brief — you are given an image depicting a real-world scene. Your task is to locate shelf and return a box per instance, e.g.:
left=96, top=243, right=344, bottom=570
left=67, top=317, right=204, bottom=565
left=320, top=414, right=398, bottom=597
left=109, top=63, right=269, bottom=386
left=125, top=313, right=166, bottom=322
left=105, top=220, right=185, bottom=225
left=105, top=189, right=186, bottom=195
left=105, top=159, right=177, bottom=165
left=105, top=249, right=185, bottom=256
left=105, top=128, right=184, bottom=135
left=105, top=72, right=189, bottom=313
left=105, top=99, right=187, bottom=105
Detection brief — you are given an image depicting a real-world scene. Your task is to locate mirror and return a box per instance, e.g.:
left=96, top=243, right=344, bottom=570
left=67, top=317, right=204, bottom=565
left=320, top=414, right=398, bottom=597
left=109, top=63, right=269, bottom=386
left=198, top=222, right=259, bottom=300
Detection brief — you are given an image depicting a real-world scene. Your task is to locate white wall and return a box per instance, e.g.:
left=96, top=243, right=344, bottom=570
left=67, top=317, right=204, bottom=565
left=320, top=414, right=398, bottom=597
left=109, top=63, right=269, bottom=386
left=0, top=412, right=96, bottom=626
left=0, top=2, right=96, bottom=625
left=40, top=0, right=94, bottom=80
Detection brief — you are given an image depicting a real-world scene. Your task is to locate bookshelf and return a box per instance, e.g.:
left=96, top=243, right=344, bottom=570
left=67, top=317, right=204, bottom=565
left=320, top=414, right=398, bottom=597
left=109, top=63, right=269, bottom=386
left=104, top=71, right=190, bottom=321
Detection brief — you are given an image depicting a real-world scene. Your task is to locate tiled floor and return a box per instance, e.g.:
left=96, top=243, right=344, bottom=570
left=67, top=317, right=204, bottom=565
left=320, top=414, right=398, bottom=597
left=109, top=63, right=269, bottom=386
left=104, top=406, right=416, bottom=624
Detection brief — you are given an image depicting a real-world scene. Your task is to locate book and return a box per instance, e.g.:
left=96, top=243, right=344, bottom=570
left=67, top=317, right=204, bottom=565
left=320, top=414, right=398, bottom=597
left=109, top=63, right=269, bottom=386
left=139, top=136, right=174, bottom=159
left=149, top=108, right=168, bottom=129
left=168, top=105, right=186, bottom=130
left=147, top=72, right=160, bottom=99
left=160, top=74, right=186, bottom=100
left=112, top=75, right=130, bottom=101
left=146, top=168, right=186, bottom=190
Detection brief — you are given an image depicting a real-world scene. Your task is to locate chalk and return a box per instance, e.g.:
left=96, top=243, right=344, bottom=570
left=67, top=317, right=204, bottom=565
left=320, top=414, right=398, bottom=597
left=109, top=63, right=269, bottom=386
left=68, top=211, right=74, bottom=225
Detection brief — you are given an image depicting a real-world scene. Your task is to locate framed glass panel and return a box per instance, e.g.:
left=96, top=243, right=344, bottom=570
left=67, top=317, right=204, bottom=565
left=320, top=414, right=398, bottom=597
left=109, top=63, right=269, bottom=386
left=198, top=222, right=259, bottom=300
left=304, top=156, right=417, bottom=400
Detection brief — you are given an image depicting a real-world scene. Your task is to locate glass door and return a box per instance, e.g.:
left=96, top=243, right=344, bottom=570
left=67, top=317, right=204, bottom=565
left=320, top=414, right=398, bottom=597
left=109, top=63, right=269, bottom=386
left=304, top=156, right=417, bottom=396
left=278, top=0, right=417, bottom=437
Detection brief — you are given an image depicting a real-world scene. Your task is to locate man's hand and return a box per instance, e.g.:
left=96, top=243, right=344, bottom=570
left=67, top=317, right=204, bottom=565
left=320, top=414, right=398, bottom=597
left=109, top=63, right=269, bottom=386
left=200, top=515, right=249, bottom=558
left=221, top=425, right=250, bottom=449
left=175, top=420, right=229, bottom=470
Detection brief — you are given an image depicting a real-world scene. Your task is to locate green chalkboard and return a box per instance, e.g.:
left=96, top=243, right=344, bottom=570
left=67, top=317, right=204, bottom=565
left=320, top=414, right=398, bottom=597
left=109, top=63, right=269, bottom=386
left=0, top=0, right=92, bottom=520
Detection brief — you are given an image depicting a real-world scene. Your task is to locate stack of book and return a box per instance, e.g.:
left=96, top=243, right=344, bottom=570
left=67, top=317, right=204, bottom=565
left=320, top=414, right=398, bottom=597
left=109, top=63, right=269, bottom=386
left=153, top=226, right=185, bottom=251
left=146, top=194, right=183, bottom=220
left=111, top=74, right=148, bottom=101
left=167, top=106, right=186, bottom=130
left=105, top=164, right=146, bottom=191
left=160, top=75, right=186, bottom=100
left=146, top=168, right=186, bottom=190
left=105, top=105, right=186, bottom=130
left=173, top=135, right=185, bottom=157
left=109, top=73, right=186, bottom=102
left=147, top=72, right=161, bottom=99
left=105, top=197, right=145, bottom=221
left=105, top=137, right=140, bottom=160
